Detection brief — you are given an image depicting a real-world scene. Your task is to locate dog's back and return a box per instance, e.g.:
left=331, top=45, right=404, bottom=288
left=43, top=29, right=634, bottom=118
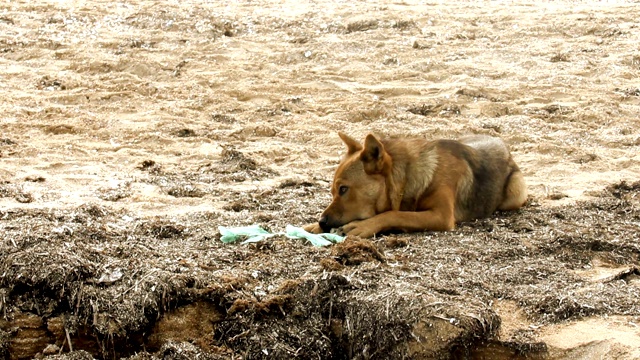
left=453, top=135, right=524, bottom=221
left=374, top=134, right=524, bottom=222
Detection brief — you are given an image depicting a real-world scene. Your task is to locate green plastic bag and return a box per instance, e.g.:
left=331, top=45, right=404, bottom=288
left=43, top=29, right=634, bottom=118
left=218, top=225, right=274, bottom=244
left=218, top=225, right=345, bottom=247
left=285, top=225, right=344, bottom=247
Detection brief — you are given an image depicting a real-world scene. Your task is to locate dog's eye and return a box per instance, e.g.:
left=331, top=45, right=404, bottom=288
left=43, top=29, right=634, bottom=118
left=338, top=185, right=349, bottom=196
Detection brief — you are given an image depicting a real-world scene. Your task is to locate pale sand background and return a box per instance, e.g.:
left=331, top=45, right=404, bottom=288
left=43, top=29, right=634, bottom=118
left=1, top=0, right=639, bottom=358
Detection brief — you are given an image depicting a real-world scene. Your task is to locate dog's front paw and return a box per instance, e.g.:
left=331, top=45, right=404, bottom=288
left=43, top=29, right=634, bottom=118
left=303, top=222, right=322, bottom=234
left=342, top=220, right=378, bottom=238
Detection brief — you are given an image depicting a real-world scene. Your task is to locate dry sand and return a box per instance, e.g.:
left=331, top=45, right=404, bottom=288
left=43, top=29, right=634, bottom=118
left=1, top=0, right=639, bottom=359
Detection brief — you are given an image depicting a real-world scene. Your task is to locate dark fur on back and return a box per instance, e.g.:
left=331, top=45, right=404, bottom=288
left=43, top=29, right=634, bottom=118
left=455, top=135, right=518, bottom=220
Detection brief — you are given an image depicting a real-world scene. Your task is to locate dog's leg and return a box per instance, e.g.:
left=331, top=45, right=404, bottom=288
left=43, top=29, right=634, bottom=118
left=342, top=188, right=456, bottom=237
left=498, top=170, right=527, bottom=210
left=303, top=222, right=323, bottom=234
left=343, top=209, right=456, bottom=238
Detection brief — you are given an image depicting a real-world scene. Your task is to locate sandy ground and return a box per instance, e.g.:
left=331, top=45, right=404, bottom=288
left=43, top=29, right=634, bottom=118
left=1, top=0, right=640, bottom=359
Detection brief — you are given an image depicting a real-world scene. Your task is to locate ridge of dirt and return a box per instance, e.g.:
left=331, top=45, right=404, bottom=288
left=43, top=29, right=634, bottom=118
left=1, top=0, right=640, bottom=358
left=1, top=181, right=639, bottom=359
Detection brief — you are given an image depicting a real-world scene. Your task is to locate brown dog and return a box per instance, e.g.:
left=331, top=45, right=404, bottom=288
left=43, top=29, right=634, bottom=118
left=305, top=132, right=527, bottom=238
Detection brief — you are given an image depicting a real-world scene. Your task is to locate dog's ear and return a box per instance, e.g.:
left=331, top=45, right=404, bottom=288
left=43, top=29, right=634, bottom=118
left=360, top=134, right=388, bottom=174
left=338, top=132, right=363, bottom=155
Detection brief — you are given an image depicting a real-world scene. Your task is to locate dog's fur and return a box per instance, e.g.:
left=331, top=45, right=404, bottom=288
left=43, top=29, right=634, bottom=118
left=305, top=132, right=527, bottom=238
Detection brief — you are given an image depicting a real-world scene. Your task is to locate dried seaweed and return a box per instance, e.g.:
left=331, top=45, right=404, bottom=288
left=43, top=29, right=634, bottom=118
left=1, top=181, right=639, bottom=358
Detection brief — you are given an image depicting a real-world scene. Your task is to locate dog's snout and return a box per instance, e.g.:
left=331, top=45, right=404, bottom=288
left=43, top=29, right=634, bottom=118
left=318, top=215, right=331, bottom=233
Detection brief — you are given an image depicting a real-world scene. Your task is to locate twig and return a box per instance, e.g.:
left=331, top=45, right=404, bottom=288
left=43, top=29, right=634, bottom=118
left=386, top=298, right=390, bottom=319
left=426, top=301, right=444, bottom=307
left=229, top=329, right=251, bottom=342
left=1, top=293, right=5, bottom=320
left=65, top=327, right=74, bottom=352
left=117, top=269, right=158, bottom=298
left=601, top=266, right=639, bottom=283
left=432, top=314, right=455, bottom=322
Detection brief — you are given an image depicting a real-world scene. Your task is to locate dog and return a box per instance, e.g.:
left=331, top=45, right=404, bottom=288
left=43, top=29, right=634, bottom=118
left=304, top=132, right=527, bottom=238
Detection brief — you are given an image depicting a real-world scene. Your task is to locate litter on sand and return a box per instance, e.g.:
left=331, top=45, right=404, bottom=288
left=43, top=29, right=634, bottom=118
left=219, top=225, right=274, bottom=244
left=218, top=224, right=344, bottom=247
left=285, top=225, right=345, bottom=247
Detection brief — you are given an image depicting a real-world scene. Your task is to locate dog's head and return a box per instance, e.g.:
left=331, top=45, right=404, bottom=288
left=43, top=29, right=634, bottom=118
left=318, top=132, right=391, bottom=232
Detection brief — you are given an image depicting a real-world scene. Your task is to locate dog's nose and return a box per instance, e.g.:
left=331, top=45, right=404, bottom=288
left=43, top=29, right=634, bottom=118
left=319, top=215, right=330, bottom=233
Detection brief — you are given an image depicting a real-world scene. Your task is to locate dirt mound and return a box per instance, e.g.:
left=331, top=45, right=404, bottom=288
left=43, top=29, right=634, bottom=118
left=1, top=0, right=640, bottom=358
left=1, top=181, right=639, bottom=359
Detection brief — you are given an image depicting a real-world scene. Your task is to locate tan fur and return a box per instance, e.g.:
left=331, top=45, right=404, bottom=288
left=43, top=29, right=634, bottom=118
left=498, top=171, right=528, bottom=211
left=304, top=132, right=527, bottom=238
